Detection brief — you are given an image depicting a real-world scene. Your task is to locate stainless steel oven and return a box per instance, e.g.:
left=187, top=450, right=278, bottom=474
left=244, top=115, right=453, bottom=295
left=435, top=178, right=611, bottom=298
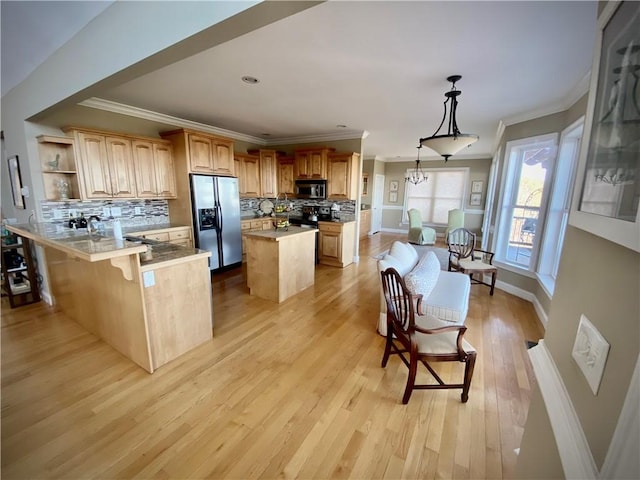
left=295, top=180, right=326, bottom=199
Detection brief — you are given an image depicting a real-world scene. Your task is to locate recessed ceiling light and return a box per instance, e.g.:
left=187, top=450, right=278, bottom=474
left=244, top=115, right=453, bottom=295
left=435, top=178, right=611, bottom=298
left=336, top=124, right=347, bottom=128
left=242, top=76, right=259, bottom=84
left=261, top=133, right=271, bottom=137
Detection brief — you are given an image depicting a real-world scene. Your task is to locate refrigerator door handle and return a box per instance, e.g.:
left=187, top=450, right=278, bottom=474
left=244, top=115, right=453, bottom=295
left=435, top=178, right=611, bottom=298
left=216, top=203, right=223, bottom=233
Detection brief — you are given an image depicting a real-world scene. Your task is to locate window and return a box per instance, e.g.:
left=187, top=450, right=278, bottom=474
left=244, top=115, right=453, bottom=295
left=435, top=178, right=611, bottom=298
left=403, top=168, right=468, bottom=224
left=537, top=119, right=583, bottom=294
left=495, top=134, right=557, bottom=271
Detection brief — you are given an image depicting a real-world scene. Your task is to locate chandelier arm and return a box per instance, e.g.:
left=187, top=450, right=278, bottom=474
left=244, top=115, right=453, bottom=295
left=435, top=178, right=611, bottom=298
left=431, top=98, right=450, bottom=138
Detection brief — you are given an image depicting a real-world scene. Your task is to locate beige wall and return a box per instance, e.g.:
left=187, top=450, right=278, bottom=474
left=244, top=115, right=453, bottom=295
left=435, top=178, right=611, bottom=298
left=380, top=157, right=492, bottom=237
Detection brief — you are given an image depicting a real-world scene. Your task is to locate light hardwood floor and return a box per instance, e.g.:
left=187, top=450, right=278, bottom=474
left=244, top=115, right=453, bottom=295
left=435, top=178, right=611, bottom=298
left=1, top=233, right=544, bottom=479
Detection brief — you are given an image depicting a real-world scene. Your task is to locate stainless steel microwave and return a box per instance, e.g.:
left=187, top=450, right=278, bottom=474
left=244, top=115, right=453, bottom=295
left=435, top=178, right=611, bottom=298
left=295, top=179, right=326, bottom=199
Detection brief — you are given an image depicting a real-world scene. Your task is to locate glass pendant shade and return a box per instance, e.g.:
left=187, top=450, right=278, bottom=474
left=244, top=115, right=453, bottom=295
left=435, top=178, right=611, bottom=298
left=419, top=75, right=478, bottom=161
left=420, top=133, right=479, bottom=160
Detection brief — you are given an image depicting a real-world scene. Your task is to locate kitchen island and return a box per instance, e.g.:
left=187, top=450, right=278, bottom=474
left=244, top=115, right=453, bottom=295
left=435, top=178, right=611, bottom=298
left=244, top=226, right=317, bottom=303
left=6, top=223, right=213, bottom=373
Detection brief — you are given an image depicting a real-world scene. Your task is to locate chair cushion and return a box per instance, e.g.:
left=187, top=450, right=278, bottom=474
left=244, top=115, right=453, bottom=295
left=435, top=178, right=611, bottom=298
left=405, top=251, right=440, bottom=299
left=422, top=270, right=470, bottom=324
left=414, top=314, right=475, bottom=354
left=458, top=258, right=496, bottom=271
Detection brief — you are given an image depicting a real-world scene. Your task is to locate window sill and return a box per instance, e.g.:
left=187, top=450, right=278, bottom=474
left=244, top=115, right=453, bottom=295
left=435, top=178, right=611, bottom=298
left=493, top=260, right=537, bottom=278
left=537, top=274, right=555, bottom=298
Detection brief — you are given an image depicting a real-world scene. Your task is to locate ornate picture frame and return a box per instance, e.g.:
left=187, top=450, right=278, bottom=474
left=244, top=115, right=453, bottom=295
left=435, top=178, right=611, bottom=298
left=470, top=193, right=482, bottom=207
left=569, top=1, right=640, bottom=252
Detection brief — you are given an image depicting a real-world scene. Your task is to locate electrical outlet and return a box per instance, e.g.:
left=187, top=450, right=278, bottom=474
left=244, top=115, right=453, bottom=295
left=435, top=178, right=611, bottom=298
left=134, top=206, right=143, bottom=215
left=102, top=207, right=111, bottom=218
left=53, top=209, right=63, bottom=219
left=111, top=206, right=122, bottom=217
left=572, top=314, right=610, bottom=395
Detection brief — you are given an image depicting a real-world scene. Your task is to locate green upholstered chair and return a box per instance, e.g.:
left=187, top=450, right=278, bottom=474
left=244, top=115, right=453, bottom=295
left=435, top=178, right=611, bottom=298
left=445, top=208, right=465, bottom=244
left=407, top=209, right=436, bottom=245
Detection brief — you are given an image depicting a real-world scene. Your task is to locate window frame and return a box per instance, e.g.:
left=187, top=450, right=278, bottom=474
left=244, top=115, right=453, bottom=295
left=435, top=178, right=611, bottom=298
left=537, top=117, right=584, bottom=296
left=493, top=133, right=558, bottom=273
left=401, top=167, right=470, bottom=226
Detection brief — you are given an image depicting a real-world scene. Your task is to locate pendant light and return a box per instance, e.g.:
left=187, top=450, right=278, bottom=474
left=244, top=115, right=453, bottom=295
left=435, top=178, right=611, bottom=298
left=420, top=75, right=479, bottom=161
left=405, top=146, right=428, bottom=185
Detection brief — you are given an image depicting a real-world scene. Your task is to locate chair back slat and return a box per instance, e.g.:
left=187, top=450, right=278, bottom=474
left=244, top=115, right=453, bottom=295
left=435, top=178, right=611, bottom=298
left=447, top=228, right=476, bottom=259
left=381, top=267, right=414, bottom=334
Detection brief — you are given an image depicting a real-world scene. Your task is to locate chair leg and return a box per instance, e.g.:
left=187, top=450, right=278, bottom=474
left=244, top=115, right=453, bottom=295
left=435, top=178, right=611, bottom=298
left=461, top=351, right=477, bottom=403
left=402, top=349, right=418, bottom=404
left=381, top=328, right=393, bottom=368
left=490, top=271, right=496, bottom=296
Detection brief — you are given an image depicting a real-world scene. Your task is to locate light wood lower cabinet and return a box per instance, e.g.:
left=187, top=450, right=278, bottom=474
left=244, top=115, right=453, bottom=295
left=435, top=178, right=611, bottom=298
left=318, top=221, right=356, bottom=268
left=129, top=226, right=193, bottom=248
left=241, top=218, right=274, bottom=259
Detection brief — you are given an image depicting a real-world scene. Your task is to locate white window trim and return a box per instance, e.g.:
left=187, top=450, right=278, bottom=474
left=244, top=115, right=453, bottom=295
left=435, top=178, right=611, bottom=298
left=401, top=167, right=470, bottom=226
left=537, top=117, right=584, bottom=295
left=493, top=133, right=558, bottom=273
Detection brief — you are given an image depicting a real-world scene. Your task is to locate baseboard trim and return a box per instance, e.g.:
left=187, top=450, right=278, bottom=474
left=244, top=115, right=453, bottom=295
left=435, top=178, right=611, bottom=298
left=41, top=291, right=53, bottom=306
left=494, top=280, right=547, bottom=331
left=528, top=340, right=598, bottom=479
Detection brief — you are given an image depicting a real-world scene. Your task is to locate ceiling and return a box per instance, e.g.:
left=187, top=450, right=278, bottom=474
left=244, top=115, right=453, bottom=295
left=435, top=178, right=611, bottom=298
left=2, top=1, right=598, bottom=161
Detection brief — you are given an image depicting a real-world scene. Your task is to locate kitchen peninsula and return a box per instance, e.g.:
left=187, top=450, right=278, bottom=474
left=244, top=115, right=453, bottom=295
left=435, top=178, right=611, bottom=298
left=244, top=226, right=316, bottom=303
left=6, top=223, right=213, bottom=373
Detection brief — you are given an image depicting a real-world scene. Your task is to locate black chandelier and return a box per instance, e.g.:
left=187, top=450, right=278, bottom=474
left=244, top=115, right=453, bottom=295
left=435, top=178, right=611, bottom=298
left=420, top=75, right=479, bottom=161
left=405, top=146, right=428, bottom=185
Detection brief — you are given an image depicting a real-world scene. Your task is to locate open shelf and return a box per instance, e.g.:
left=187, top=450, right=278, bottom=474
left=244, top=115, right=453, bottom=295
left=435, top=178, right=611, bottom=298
left=1, top=234, right=40, bottom=308
left=37, top=134, right=80, bottom=201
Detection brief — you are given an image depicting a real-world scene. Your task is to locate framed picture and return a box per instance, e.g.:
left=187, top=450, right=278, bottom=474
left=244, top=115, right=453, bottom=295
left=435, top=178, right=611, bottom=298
left=569, top=1, right=640, bottom=252
left=7, top=155, right=25, bottom=209
left=389, top=191, right=398, bottom=203
left=390, top=180, right=399, bottom=192
left=470, top=193, right=482, bottom=207
left=471, top=180, right=483, bottom=193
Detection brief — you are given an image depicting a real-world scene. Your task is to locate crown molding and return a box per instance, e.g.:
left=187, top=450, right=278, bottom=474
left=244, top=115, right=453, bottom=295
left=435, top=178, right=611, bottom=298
left=79, top=97, right=267, bottom=144
left=79, top=97, right=367, bottom=146
left=266, top=129, right=368, bottom=146
left=502, top=71, right=591, bottom=127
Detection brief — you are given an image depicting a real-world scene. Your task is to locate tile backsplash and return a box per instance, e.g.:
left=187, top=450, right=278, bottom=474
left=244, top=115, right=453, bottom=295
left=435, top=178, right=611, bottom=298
left=41, top=197, right=357, bottom=227
left=41, top=199, right=169, bottom=228
left=239, top=197, right=356, bottom=217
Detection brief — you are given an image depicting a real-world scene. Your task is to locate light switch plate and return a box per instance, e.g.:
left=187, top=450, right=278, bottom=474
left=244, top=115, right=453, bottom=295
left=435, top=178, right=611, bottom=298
left=102, top=207, right=111, bottom=218
left=134, top=206, right=143, bottom=215
left=572, top=314, right=610, bottom=395
left=111, top=206, right=122, bottom=217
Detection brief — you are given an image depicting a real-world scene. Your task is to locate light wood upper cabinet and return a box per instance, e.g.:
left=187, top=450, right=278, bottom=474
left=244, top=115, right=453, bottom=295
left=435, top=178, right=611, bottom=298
left=73, top=131, right=136, bottom=199
left=236, top=153, right=261, bottom=198
left=132, top=140, right=176, bottom=199
left=277, top=156, right=295, bottom=197
left=76, top=132, right=111, bottom=198
left=213, top=138, right=234, bottom=176
left=259, top=150, right=278, bottom=198
left=183, top=132, right=234, bottom=175
left=188, top=134, right=215, bottom=173
left=294, top=148, right=332, bottom=179
left=327, top=152, right=360, bottom=200
left=105, top=136, right=137, bottom=198
left=63, top=127, right=180, bottom=200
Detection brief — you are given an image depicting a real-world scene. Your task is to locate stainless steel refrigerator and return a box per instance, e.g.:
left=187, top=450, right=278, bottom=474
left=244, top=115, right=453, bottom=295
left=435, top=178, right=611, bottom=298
left=190, top=174, right=242, bottom=271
